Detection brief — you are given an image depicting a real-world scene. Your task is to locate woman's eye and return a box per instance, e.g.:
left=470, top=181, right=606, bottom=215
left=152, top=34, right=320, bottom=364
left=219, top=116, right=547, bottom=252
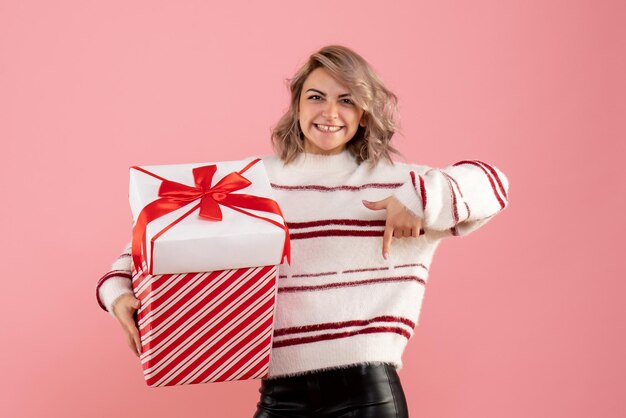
left=307, top=96, right=353, bottom=105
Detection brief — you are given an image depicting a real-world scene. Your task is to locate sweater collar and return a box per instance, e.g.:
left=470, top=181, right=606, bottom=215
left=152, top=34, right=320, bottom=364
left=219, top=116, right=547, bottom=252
left=287, top=148, right=359, bottom=173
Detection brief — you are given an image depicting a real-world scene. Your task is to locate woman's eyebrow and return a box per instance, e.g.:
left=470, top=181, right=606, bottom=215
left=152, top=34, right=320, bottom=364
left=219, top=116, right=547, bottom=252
left=305, top=88, right=351, bottom=98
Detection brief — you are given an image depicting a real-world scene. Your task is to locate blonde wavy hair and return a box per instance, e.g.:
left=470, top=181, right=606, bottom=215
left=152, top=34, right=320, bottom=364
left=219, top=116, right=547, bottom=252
left=271, top=44, right=405, bottom=168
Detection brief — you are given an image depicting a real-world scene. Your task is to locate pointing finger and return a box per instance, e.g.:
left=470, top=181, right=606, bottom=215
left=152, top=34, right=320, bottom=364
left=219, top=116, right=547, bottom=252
left=383, top=225, right=393, bottom=259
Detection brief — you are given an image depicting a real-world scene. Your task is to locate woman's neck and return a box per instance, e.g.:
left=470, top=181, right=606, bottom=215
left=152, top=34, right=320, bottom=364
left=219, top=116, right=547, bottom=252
left=286, top=148, right=359, bottom=173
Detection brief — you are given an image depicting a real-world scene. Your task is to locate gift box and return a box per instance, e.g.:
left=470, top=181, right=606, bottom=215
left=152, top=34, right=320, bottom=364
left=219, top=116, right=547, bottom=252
left=133, top=264, right=279, bottom=387
left=129, top=157, right=290, bottom=275
left=128, top=157, right=290, bottom=386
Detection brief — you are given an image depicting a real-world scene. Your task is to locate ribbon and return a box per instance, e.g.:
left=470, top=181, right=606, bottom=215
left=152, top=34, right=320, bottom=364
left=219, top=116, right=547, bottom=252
left=131, top=158, right=291, bottom=274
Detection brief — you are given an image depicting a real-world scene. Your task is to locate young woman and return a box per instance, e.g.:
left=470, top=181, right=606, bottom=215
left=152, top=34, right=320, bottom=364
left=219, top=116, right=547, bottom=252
left=96, top=45, right=509, bottom=418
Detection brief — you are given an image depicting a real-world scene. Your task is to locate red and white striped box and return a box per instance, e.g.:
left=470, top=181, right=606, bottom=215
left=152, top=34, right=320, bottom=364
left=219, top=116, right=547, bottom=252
left=127, top=157, right=291, bottom=386
left=132, top=263, right=279, bottom=387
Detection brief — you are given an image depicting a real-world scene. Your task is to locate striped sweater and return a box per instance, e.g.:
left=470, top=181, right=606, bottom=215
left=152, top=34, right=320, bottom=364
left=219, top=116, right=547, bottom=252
left=96, top=148, right=509, bottom=379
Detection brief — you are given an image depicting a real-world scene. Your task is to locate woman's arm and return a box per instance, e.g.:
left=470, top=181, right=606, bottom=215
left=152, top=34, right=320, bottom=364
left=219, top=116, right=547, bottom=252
left=392, top=160, right=510, bottom=237
left=96, top=241, right=134, bottom=318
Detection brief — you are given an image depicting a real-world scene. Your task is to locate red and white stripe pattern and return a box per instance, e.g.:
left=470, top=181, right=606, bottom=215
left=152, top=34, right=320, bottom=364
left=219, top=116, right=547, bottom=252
left=97, top=150, right=509, bottom=379
left=272, top=315, right=416, bottom=348
left=95, top=270, right=132, bottom=311
left=399, top=160, right=509, bottom=236
left=448, top=160, right=508, bottom=236
left=96, top=247, right=135, bottom=315
left=131, top=263, right=279, bottom=387
left=452, top=160, right=508, bottom=208
left=270, top=261, right=427, bottom=349
left=287, top=218, right=386, bottom=240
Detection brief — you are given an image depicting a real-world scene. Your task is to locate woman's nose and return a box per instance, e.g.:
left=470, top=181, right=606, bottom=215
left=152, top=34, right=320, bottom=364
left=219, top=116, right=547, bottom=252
left=322, top=101, right=338, bottom=119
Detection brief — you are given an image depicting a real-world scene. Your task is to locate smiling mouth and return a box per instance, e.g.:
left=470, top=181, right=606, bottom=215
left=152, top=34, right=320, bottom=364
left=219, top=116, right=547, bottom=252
left=315, top=124, right=344, bottom=133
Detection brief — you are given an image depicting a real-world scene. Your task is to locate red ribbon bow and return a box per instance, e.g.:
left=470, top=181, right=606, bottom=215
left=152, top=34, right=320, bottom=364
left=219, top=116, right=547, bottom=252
left=131, top=159, right=291, bottom=274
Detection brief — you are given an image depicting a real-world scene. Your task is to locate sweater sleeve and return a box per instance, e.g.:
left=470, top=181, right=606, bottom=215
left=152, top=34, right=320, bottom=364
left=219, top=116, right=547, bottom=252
left=392, top=160, right=509, bottom=237
left=96, top=241, right=134, bottom=318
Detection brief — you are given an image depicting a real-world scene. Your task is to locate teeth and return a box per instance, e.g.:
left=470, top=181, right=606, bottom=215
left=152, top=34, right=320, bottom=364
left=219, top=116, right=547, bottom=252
left=315, top=124, right=342, bottom=132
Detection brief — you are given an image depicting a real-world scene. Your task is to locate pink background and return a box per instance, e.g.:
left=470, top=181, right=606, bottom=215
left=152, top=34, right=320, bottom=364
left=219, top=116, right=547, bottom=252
left=2, top=1, right=624, bottom=417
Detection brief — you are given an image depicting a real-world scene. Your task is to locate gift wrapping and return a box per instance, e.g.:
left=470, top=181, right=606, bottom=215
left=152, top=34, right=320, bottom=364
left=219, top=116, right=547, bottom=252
left=133, top=264, right=279, bottom=387
left=129, top=157, right=290, bottom=275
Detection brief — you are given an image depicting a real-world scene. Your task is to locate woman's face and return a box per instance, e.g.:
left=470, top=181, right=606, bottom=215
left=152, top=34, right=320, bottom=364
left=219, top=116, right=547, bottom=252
left=297, top=67, right=365, bottom=155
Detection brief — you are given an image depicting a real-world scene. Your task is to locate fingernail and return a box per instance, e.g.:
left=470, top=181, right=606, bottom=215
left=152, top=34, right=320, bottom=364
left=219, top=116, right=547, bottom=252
left=383, top=252, right=388, bottom=260
left=362, top=200, right=369, bottom=205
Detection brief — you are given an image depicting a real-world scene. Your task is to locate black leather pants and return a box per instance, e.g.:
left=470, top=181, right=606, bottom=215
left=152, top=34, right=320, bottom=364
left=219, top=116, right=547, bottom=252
left=253, top=363, right=409, bottom=418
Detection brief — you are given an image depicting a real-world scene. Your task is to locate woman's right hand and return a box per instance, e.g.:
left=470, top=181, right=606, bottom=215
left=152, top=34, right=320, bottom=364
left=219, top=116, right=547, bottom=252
left=112, top=293, right=142, bottom=357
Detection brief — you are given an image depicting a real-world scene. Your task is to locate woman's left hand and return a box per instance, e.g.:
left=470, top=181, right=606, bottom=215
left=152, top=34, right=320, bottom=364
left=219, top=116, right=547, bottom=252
left=362, top=196, right=424, bottom=260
